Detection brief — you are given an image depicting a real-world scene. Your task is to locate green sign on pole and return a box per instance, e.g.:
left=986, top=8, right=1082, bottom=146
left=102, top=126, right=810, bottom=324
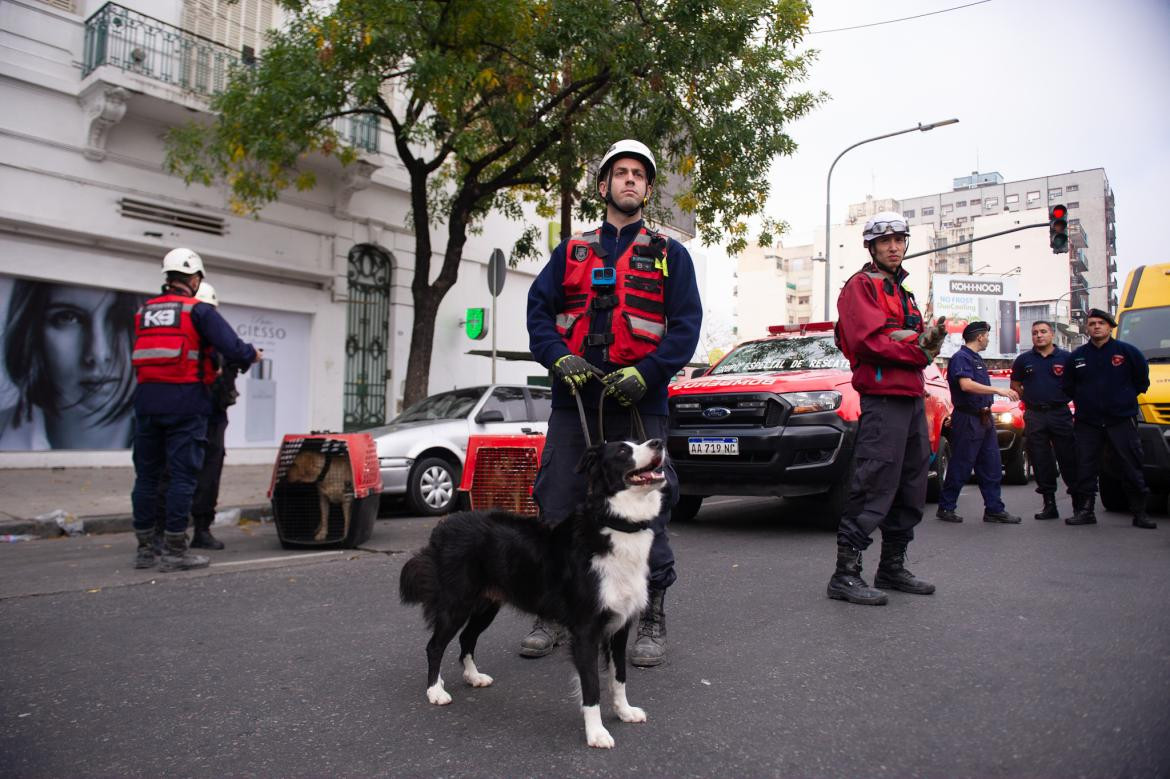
left=465, top=307, right=487, bottom=340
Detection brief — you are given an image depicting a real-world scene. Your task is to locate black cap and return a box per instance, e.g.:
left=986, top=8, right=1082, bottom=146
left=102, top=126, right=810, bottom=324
left=962, top=321, right=991, bottom=341
left=1086, top=308, right=1117, bottom=328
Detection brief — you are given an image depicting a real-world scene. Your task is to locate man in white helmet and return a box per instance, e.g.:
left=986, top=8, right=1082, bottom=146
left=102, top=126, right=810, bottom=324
left=525, top=139, right=702, bottom=665
left=828, top=212, right=947, bottom=606
left=130, top=249, right=261, bottom=571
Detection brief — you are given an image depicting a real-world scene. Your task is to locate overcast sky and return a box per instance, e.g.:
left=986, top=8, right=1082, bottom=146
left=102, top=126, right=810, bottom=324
left=758, top=0, right=1170, bottom=278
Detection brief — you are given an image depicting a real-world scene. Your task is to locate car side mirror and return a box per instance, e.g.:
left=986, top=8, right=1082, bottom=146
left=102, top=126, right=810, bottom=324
left=475, top=409, right=505, bottom=424
left=690, top=367, right=708, bottom=378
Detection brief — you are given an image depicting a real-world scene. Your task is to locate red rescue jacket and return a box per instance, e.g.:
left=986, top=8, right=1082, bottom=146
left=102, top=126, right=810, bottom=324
left=835, top=262, right=928, bottom=397
left=555, top=226, right=667, bottom=365
left=132, top=293, right=215, bottom=385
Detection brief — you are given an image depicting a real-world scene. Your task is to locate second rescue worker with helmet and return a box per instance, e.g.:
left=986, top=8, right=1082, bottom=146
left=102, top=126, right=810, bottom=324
left=829, top=212, right=947, bottom=606
left=129, top=249, right=261, bottom=572
left=526, top=139, right=702, bottom=665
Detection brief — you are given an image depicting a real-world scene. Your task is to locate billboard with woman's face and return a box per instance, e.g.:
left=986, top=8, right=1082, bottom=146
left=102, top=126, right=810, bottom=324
left=0, top=277, right=144, bottom=450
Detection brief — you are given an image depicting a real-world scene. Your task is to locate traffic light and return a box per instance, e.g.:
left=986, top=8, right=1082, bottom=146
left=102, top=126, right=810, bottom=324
left=1049, top=204, right=1069, bottom=254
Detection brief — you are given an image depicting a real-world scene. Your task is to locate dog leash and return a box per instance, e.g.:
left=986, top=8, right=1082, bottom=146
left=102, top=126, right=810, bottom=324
left=571, top=373, right=647, bottom=446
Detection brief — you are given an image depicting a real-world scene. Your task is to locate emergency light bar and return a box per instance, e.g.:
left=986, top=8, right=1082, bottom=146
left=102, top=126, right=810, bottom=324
left=767, top=322, right=835, bottom=335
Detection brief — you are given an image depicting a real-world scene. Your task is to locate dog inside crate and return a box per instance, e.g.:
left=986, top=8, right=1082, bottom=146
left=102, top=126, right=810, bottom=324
left=283, top=441, right=354, bottom=542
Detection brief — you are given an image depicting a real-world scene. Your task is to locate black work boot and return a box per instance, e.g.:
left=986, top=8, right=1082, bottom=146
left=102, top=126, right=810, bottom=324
left=133, top=530, right=158, bottom=570
left=983, top=510, right=1022, bottom=524
left=1034, top=494, right=1059, bottom=520
left=518, top=617, right=565, bottom=658
left=1065, top=495, right=1097, bottom=526
left=158, top=531, right=210, bottom=572
left=1131, top=495, right=1156, bottom=530
left=827, top=544, right=888, bottom=606
left=190, top=519, right=225, bottom=550
left=631, top=589, right=667, bottom=667
left=874, top=542, right=936, bottom=595
left=935, top=508, right=963, bottom=523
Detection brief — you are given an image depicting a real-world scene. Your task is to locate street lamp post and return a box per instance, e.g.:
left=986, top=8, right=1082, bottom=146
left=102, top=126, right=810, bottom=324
left=823, top=119, right=959, bottom=320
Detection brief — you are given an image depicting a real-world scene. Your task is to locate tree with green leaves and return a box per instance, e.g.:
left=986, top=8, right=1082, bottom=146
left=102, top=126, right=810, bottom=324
left=166, top=0, right=822, bottom=406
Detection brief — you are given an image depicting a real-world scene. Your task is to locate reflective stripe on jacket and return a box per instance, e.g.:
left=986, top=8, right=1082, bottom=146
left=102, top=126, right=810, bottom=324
left=132, top=294, right=215, bottom=385
left=556, top=226, right=668, bottom=365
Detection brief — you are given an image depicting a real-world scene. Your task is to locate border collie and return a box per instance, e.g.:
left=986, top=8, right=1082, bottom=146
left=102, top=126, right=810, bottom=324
left=399, top=438, right=667, bottom=749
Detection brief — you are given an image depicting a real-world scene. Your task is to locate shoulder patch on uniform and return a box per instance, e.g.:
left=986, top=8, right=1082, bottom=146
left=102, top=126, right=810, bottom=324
left=571, top=245, right=589, bottom=262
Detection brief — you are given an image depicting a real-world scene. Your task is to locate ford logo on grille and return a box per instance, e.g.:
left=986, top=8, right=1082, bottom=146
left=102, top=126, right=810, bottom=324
left=702, top=407, right=732, bottom=419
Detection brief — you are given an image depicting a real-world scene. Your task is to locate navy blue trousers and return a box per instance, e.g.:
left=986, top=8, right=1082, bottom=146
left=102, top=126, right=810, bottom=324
left=1073, top=417, right=1148, bottom=500
left=1023, top=406, right=1077, bottom=498
left=939, top=411, right=1004, bottom=513
left=534, top=407, right=678, bottom=590
left=131, top=413, right=208, bottom=534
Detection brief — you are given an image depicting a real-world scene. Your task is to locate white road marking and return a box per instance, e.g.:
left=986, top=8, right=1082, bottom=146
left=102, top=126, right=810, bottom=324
left=212, top=551, right=347, bottom=566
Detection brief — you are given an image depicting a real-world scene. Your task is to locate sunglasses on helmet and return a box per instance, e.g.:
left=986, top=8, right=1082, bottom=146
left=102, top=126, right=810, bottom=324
left=868, top=220, right=908, bottom=236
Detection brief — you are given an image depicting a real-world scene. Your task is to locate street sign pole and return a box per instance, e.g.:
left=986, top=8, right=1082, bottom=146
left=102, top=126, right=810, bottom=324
left=487, top=249, right=507, bottom=383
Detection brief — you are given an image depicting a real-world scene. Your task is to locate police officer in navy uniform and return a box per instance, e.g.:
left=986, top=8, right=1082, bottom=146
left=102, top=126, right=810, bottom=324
left=1062, top=308, right=1154, bottom=529
left=130, top=249, right=260, bottom=571
left=828, top=212, right=948, bottom=606
left=526, top=139, right=702, bottom=664
left=936, top=321, right=1022, bottom=524
left=1010, top=320, right=1077, bottom=520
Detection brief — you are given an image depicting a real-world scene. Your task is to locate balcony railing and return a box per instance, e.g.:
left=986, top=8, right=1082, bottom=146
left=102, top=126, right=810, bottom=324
left=83, top=2, right=378, bottom=153
left=83, top=2, right=242, bottom=98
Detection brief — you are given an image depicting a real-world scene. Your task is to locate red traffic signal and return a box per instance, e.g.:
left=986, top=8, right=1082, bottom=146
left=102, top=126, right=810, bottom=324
left=1049, top=204, right=1069, bottom=254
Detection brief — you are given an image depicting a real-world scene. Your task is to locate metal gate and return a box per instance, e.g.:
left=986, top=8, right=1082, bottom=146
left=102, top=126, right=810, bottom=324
left=343, top=244, right=392, bottom=431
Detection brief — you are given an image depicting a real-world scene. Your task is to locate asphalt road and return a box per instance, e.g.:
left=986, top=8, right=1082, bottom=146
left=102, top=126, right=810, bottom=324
left=2, top=484, right=1168, bottom=777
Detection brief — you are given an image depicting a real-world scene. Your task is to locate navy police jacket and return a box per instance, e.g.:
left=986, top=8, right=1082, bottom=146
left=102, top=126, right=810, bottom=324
left=1062, top=337, right=1149, bottom=425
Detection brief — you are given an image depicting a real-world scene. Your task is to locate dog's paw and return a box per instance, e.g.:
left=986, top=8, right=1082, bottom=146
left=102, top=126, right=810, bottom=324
left=426, top=683, right=452, bottom=706
left=313, top=527, right=327, bottom=541
left=616, top=705, right=647, bottom=723
left=586, top=727, right=615, bottom=749
left=463, top=670, right=493, bottom=688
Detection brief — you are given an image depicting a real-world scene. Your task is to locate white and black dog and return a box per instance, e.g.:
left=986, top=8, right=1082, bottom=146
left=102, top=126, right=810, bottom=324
left=399, top=438, right=667, bottom=749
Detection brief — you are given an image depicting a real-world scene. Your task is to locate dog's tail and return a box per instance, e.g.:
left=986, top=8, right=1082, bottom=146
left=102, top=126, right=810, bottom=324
left=399, top=547, right=438, bottom=606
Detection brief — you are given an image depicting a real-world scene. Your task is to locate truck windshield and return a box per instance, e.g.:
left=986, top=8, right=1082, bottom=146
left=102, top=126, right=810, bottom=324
left=1118, top=306, right=1170, bottom=361
left=710, top=335, right=851, bottom=375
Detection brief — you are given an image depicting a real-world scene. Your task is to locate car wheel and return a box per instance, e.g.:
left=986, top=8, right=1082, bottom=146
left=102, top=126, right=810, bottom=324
left=671, top=495, right=704, bottom=523
left=1097, top=471, right=1128, bottom=512
left=1003, top=445, right=1028, bottom=485
left=927, top=438, right=950, bottom=503
left=408, top=457, right=460, bottom=516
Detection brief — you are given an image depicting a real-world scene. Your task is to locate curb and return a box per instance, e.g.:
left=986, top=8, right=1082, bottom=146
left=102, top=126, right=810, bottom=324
left=0, top=503, right=273, bottom=541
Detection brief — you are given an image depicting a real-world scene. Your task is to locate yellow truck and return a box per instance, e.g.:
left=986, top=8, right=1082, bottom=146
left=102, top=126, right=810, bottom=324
left=1111, top=263, right=1170, bottom=511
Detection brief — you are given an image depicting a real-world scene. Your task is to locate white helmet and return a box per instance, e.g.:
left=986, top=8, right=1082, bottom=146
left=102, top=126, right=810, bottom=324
left=598, top=139, right=656, bottom=184
left=162, top=247, right=205, bottom=276
left=862, top=211, right=911, bottom=247
left=194, top=280, right=218, bottom=307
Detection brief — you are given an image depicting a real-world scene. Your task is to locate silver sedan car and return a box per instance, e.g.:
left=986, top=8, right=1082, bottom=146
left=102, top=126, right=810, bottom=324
left=365, top=384, right=551, bottom=515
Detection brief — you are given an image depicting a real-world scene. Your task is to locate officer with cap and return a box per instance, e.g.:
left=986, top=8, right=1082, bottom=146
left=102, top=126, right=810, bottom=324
left=526, top=139, right=702, bottom=663
left=130, top=249, right=261, bottom=571
left=936, top=321, right=1022, bottom=524
left=1010, top=320, right=1078, bottom=520
left=1062, top=308, right=1154, bottom=528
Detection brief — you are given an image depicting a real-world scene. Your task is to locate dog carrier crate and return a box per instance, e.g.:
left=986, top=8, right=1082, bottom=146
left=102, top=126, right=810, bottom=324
left=268, top=433, right=382, bottom=549
left=458, top=433, right=546, bottom=516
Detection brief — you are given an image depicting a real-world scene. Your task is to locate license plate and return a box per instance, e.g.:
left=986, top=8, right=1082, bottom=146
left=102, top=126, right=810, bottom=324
left=688, top=437, right=739, bottom=455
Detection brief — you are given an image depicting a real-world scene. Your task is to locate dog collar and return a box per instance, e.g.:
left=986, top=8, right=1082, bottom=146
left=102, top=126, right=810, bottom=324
left=602, top=516, right=649, bottom=533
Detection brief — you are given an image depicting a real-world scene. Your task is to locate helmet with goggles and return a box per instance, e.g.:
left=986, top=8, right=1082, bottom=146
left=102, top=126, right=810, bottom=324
left=862, top=211, right=911, bottom=247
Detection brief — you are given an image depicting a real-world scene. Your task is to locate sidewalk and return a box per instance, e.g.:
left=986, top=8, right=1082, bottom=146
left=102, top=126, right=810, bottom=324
left=0, top=463, right=276, bottom=539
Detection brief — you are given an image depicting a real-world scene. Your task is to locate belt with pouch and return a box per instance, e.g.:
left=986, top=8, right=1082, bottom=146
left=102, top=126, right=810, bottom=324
left=1025, top=401, right=1069, bottom=412
left=955, top=407, right=993, bottom=424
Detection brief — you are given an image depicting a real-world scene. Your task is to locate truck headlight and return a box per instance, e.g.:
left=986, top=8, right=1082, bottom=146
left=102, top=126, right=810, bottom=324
left=997, top=412, right=1014, bottom=425
left=780, top=391, right=842, bottom=414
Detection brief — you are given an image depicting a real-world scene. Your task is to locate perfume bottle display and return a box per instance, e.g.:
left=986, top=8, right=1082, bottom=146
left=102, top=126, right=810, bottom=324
left=245, top=358, right=276, bottom=442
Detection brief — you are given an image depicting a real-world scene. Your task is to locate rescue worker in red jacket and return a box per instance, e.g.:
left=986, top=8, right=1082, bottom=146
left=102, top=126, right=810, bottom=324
left=526, top=139, right=702, bottom=665
left=828, top=212, right=947, bottom=606
left=129, top=249, right=260, bottom=572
